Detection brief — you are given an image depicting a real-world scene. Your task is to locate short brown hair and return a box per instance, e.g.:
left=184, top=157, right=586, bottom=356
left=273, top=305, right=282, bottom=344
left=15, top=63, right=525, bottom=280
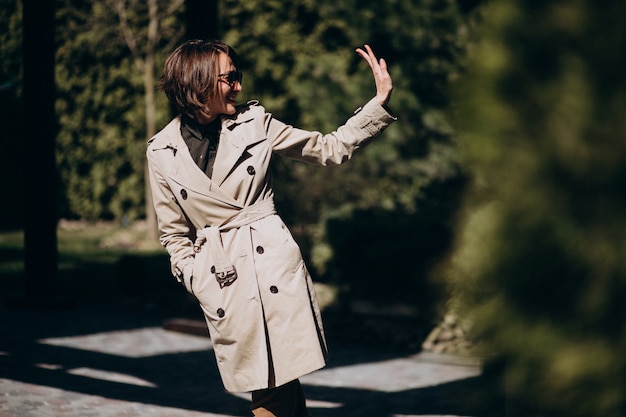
left=159, top=39, right=240, bottom=121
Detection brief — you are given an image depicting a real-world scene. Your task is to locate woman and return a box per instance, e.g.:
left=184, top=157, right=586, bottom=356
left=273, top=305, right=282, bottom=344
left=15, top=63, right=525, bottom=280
left=147, top=39, right=395, bottom=416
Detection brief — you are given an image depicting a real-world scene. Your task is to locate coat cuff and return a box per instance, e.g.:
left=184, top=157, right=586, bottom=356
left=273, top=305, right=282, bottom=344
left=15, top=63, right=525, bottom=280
left=353, top=98, right=397, bottom=136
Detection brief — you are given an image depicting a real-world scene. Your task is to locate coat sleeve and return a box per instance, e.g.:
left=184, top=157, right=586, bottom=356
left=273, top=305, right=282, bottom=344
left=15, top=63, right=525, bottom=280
left=146, top=145, right=195, bottom=280
left=266, top=98, right=396, bottom=165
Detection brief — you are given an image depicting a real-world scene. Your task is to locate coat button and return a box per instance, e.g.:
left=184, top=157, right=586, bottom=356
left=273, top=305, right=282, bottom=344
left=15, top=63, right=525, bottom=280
left=180, top=189, right=188, bottom=200
left=269, top=285, right=278, bottom=294
left=256, top=246, right=264, bottom=254
left=210, top=265, right=216, bottom=273
left=246, top=165, right=255, bottom=175
left=217, top=308, right=225, bottom=318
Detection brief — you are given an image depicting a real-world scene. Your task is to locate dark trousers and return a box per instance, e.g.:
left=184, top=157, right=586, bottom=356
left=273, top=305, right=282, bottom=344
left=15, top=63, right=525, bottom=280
left=251, top=379, right=308, bottom=417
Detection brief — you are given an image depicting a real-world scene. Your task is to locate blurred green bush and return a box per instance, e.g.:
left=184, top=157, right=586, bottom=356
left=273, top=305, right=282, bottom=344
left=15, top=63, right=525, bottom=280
left=444, top=1, right=626, bottom=415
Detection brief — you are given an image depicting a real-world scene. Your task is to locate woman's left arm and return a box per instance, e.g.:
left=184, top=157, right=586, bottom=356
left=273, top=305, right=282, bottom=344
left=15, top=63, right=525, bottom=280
left=268, top=44, right=396, bottom=165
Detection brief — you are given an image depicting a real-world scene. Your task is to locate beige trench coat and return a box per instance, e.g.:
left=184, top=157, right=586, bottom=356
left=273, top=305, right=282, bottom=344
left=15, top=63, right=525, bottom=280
left=146, top=98, right=396, bottom=392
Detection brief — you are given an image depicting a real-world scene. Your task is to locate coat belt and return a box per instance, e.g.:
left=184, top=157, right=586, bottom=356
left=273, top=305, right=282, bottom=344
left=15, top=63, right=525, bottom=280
left=192, top=199, right=276, bottom=288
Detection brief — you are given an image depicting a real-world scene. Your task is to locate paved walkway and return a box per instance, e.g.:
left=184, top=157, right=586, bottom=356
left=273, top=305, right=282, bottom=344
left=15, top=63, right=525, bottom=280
left=0, top=300, right=499, bottom=417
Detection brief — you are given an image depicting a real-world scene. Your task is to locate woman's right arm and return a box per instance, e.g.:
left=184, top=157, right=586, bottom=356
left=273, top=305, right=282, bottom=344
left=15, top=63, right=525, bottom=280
left=146, top=148, right=195, bottom=282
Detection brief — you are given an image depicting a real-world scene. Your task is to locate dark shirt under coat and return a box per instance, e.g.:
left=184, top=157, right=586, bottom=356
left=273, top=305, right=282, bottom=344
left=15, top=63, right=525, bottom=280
left=180, top=115, right=221, bottom=179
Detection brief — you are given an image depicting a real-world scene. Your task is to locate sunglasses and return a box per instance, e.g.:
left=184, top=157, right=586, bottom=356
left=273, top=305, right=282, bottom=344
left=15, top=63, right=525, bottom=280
left=218, top=70, right=243, bottom=86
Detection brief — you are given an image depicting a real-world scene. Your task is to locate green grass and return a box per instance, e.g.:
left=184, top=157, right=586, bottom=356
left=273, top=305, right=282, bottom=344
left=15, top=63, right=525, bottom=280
left=0, top=221, right=198, bottom=315
left=0, top=230, right=24, bottom=275
left=1, top=221, right=164, bottom=274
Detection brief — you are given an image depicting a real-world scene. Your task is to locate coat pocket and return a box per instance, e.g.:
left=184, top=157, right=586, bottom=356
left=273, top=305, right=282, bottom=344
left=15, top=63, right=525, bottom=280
left=190, top=245, right=215, bottom=298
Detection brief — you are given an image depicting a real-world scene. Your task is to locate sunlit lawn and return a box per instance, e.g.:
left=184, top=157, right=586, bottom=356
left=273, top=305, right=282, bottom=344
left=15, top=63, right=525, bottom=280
left=1, top=220, right=163, bottom=267
left=0, top=221, right=194, bottom=314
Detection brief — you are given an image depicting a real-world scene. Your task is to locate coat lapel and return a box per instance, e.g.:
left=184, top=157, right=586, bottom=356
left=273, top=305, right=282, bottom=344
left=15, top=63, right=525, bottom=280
left=211, top=115, right=264, bottom=186
left=211, top=119, right=248, bottom=186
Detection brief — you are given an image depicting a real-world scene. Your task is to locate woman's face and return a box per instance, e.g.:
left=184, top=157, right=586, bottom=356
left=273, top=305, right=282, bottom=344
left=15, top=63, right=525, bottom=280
left=202, top=52, right=242, bottom=123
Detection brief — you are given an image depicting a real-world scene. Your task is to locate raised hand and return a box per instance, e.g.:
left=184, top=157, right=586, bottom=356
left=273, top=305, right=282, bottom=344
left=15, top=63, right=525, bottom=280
left=355, top=44, right=393, bottom=106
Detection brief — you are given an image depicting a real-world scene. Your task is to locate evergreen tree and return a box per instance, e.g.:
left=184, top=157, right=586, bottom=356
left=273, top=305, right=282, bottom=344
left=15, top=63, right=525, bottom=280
left=55, top=0, right=183, bottom=221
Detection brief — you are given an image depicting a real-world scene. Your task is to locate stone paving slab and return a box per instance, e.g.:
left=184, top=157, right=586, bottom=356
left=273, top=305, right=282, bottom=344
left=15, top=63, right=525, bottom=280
left=38, top=327, right=214, bottom=358
left=301, top=354, right=481, bottom=393
left=0, top=379, right=237, bottom=417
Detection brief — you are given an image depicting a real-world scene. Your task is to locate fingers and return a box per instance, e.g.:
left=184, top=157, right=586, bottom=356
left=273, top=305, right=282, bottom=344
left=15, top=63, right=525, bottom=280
left=378, top=57, right=388, bottom=73
left=355, top=43, right=393, bottom=106
left=356, top=44, right=388, bottom=79
left=355, top=44, right=378, bottom=70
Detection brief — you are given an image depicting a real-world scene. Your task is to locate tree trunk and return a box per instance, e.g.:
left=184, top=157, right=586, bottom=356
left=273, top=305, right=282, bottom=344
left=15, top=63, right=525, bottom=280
left=21, top=0, right=61, bottom=306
